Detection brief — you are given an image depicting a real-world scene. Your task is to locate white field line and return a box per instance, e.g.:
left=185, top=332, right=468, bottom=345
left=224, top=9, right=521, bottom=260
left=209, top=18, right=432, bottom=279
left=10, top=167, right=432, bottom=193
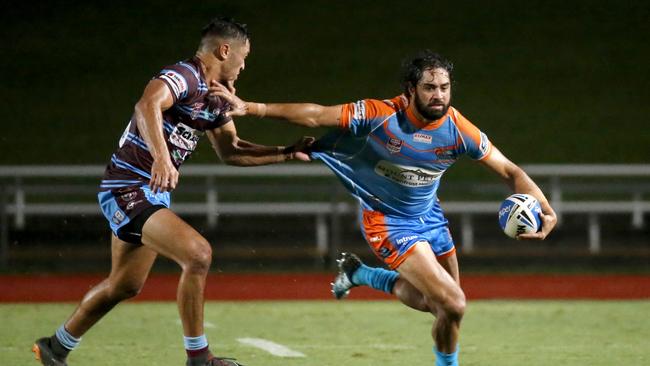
left=237, top=337, right=306, bottom=357
left=299, top=343, right=417, bottom=350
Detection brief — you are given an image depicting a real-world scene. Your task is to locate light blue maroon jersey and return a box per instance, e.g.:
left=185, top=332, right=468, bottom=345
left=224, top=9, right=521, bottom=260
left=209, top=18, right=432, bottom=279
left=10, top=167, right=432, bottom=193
left=310, top=96, right=492, bottom=218
left=101, top=57, right=232, bottom=191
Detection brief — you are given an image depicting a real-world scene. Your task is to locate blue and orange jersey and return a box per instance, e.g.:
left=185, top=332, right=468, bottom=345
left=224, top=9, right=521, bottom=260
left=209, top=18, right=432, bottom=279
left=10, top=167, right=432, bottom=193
left=310, top=97, right=492, bottom=218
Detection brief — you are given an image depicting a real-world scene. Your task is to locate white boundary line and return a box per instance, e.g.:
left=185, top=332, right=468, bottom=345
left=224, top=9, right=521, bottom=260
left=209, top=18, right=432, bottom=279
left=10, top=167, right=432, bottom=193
left=237, top=337, right=306, bottom=358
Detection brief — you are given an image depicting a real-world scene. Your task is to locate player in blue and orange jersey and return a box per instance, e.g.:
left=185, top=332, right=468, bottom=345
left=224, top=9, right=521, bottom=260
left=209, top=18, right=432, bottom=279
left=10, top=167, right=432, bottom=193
left=213, top=50, right=557, bottom=366
left=32, top=17, right=311, bottom=366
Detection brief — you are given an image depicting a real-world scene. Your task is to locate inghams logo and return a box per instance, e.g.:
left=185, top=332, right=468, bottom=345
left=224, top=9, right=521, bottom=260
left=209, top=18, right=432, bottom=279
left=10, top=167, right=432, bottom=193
left=374, top=160, right=444, bottom=187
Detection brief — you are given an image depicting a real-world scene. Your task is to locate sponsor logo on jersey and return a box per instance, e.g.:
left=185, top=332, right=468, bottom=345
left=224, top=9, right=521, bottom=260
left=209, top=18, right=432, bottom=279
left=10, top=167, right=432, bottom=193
left=169, top=123, right=203, bottom=151
left=396, top=235, right=418, bottom=245
left=126, top=199, right=143, bottom=211
left=434, top=146, right=456, bottom=160
left=479, top=132, right=490, bottom=155
left=112, top=210, right=125, bottom=225
left=171, top=149, right=191, bottom=165
left=374, top=160, right=443, bottom=187
left=160, top=71, right=188, bottom=99
left=413, top=133, right=432, bottom=144
left=353, top=100, right=366, bottom=121
left=121, top=191, right=137, bottom=202
left=369, top=235, right=382, bottom=243
left=190, top=102, right=205, bottom=120
left=378, top=246, right=392, bottom=259
left=386, top=138, right=403, bottom=154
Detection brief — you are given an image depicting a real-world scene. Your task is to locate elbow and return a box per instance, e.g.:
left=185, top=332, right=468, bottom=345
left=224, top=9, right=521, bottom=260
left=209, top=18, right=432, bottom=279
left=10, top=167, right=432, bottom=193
left=214, top=145, right=246, bottom=166
left=133, top=100, right=155, bottom=127
left=305, top=118, right=321, bottom=128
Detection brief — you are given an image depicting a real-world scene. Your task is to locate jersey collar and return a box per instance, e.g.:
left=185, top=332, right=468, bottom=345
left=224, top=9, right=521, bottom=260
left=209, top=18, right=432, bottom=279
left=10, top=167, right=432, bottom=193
left=405, top=105, right=449, bottom=130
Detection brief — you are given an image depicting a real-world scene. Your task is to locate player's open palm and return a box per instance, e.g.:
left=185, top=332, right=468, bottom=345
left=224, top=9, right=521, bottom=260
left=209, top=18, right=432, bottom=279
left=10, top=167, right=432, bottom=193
left=150, top=158, right=178, bottom=193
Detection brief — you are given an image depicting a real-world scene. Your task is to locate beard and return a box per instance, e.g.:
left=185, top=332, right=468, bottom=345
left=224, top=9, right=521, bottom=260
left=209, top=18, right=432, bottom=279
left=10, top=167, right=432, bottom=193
left=414, top=95, right=450, bottom=121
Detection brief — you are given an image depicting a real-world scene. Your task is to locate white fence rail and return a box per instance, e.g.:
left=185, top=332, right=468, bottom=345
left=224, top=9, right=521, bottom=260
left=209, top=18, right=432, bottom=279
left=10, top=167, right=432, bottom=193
left=1, top=164, right=649, bottom=267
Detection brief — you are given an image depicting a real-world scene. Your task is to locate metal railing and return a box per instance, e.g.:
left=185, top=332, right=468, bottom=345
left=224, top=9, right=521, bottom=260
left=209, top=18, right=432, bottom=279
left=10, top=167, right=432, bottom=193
left=1, top=164, right=649, bottom=267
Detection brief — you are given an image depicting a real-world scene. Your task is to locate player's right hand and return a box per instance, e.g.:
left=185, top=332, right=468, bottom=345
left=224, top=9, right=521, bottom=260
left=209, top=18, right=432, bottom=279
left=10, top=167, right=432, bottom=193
left=208, top=80, right=247, bottom=117
left=150, top=158, right=178, bottom=193
left=292, top=136, right=316, bottom=162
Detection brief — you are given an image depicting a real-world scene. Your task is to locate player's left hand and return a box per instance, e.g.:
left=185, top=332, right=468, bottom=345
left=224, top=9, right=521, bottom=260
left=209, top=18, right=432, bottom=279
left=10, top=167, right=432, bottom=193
left=517, top=210, right=557, bottom=240
left=209, top=80, right=247, bottom=117
left=287, top=136, right=315, bottom=162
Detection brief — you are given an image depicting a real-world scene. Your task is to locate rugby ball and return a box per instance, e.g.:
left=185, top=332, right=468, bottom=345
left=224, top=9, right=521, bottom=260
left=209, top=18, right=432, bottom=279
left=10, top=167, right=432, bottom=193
left=498, top=194, right=542, bottom=238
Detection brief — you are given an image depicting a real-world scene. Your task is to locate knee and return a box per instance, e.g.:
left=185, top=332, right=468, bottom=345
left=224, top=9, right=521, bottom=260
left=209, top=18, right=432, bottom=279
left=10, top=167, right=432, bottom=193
left=107, top=279, right=145, bottom=301
left=441, top=290, right=466, bottom=321
left=182, top=238, right=213, bottom=274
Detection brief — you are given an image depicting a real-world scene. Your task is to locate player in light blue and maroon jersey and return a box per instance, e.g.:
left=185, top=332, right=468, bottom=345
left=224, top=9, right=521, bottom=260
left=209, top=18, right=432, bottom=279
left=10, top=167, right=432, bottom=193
left=214, top=50, right=557, bottom=366
left=33, top=17, right=311, bottom=366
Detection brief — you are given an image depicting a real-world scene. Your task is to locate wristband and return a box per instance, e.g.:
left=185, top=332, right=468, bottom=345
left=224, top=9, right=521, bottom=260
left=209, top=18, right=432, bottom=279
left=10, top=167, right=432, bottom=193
left=281, top=145, right=295, bottom=159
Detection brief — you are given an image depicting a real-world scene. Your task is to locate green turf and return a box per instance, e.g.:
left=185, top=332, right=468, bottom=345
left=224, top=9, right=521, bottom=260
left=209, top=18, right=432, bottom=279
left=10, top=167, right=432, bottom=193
left=2, top=300, right=648, bottom=365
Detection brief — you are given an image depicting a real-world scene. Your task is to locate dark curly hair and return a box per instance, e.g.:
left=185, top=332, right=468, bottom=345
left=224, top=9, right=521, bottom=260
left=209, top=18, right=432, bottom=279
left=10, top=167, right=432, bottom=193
left=401, top=50, right=453, bottom=98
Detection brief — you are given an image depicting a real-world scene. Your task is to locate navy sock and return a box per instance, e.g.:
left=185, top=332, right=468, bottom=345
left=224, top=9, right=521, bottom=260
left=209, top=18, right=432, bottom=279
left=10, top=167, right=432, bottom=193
left=351, top=264, right=399, bottom=294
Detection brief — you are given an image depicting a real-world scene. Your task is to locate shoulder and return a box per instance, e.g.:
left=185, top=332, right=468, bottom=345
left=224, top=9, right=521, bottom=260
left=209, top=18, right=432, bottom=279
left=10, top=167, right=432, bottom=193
left=348, top=98, right=400, bottom=120
left=156, top=59, right=203, bottom=102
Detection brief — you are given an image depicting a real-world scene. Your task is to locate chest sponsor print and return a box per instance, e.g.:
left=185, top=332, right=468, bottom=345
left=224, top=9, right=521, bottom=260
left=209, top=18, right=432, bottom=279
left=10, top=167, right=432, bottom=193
left=413, top=133, right=432, bottom=144
left=374, top=160, right=444, bottom=187
left=169, top=122, right=203, bottom=151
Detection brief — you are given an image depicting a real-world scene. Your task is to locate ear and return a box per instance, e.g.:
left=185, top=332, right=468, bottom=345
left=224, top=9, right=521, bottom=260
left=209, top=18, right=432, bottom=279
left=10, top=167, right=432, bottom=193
left=407, top=83, right=416, bottom=99
left=215, top=43, right=231, bottom=61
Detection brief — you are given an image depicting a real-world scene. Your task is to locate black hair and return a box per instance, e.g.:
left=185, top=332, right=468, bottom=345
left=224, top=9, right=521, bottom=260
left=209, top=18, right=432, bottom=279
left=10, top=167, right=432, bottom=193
left=401, top=50, right=453, bottom=98
left=201, top=16, right=250, bottom=42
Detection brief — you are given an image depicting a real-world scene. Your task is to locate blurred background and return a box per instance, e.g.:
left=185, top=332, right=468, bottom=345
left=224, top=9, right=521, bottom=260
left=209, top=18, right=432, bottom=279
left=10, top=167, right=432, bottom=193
left=1, top=0, right=648, bottom=274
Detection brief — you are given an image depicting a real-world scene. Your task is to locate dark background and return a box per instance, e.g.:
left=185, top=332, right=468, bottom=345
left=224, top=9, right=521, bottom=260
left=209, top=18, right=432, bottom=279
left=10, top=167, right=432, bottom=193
left=1, top=0, right=649, bottom=272
left=2, top=0, right=649, bottom=169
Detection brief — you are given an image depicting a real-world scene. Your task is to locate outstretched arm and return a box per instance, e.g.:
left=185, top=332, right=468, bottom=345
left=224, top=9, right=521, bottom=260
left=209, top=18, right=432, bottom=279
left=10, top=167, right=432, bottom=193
left=246, top=102, right=343, bottom=128
left=479, top=146, right=557, bottom=240
left=209, top=81, right=343, bottom=127
left=206, top=121, right=313, bottom=166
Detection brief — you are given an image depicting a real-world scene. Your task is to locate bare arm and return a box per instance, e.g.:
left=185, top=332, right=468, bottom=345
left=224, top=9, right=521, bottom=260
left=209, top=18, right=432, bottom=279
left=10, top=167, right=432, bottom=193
left=208, top=81, right=343, bottom=127
left=479, top=146, right=557, bottom=239
left=246, top=102, right=344, bottom=128
left=206, top=121, right=313, bottom=166
left=133, top=79, right=178, bottom=193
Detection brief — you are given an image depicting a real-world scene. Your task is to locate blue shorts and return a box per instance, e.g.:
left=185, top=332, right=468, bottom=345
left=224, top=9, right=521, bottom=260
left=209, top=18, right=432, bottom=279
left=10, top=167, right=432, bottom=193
left=360, top=209, right=455, bottom=269
left=97, top=184, right=171, bottom=244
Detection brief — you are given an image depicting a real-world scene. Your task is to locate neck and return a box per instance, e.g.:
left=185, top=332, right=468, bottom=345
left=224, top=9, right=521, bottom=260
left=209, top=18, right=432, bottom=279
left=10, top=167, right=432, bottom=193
left=195, top=52, right=221, bottom=82
left=405, top=104, right=447, bottom=130
left=406, top=104, right=431, bottom=123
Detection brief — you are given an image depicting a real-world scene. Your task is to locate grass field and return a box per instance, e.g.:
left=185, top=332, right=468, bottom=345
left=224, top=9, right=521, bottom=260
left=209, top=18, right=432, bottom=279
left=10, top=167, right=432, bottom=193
left=2, top=300, right=648, bottom=365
